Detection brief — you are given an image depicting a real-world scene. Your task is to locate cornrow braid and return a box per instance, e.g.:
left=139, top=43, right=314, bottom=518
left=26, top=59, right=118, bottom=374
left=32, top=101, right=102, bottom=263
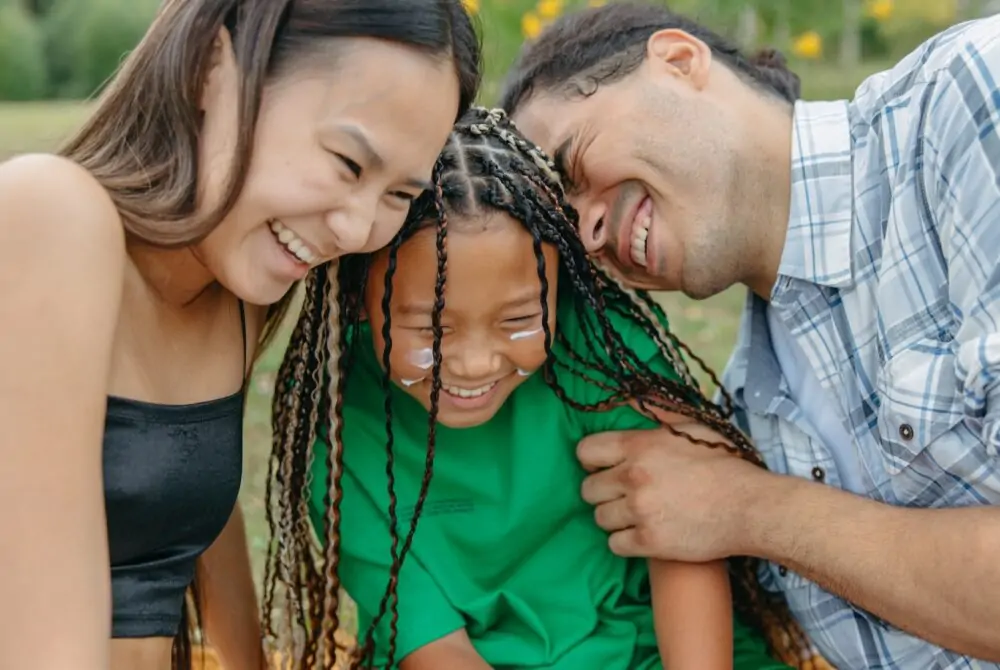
left=341, top=106, right=816, bottom=669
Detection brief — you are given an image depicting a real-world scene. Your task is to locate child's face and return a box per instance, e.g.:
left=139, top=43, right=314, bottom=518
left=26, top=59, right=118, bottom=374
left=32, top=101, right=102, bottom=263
left=364, top=213, right=559, bottom=429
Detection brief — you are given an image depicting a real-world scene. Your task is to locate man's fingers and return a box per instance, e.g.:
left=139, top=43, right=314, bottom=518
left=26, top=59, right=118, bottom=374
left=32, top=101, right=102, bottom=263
left=607, top=528, right=644, bottom=558
left=593, top=497, right=634, bottom=532
left=576, top=431, right=629, bottom=472
left=580, top=467, right=625, bottom=505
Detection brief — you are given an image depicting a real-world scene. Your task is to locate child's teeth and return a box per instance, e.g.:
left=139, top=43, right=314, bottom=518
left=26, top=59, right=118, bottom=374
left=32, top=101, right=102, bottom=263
left=444, top=382, right=496, bottom=398
left=278, top=229, right=294, bottom=244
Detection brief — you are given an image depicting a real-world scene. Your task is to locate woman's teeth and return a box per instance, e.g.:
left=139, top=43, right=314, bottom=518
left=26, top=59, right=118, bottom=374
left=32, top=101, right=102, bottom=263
left=269, top=219, right=317, bottom=264
left=630, top=209, right=651, bottom=267
left=443, top=381, right=497, bottom=398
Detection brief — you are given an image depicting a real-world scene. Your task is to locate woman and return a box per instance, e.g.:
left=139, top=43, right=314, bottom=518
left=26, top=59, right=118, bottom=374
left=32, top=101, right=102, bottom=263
left=0, top=1, right=480, bottom=669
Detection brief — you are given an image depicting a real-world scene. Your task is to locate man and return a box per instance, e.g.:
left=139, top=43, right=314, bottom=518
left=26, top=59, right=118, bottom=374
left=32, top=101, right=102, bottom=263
left=501, top=2, right=1000, bottom=668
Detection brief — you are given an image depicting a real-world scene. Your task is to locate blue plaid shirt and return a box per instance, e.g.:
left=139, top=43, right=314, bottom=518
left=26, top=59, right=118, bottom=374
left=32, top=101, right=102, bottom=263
left=720, top=16, right=1000, bottom=670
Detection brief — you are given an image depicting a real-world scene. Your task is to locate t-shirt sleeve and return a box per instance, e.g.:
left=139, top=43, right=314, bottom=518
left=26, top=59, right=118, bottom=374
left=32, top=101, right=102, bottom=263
left=308, top=417, right=465, bottom=665
left=555, top=296, right=689, bottom=434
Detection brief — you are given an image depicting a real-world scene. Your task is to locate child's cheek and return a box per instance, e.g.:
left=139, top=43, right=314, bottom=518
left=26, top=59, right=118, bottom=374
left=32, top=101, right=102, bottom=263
left=389, top=341, right=434, bottom=386
left=509, top=336, right=548, bottom=376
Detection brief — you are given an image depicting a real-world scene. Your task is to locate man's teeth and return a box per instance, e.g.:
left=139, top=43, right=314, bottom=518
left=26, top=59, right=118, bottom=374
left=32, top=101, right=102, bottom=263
left=631, top=212, right=651, bottom=267
left=443, top=381, right=497, bottom=398
left=269, top=219, right=316, bottom=264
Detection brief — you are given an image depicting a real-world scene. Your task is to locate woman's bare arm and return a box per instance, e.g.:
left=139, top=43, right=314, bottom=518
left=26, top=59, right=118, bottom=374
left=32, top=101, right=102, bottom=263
left=0, top=154, right=126, bottom=668
left=649, top=559, right=733, bottom=670
left=196, top=505, right=266, bottom=669
left=399, top=629, right=493, bottom=670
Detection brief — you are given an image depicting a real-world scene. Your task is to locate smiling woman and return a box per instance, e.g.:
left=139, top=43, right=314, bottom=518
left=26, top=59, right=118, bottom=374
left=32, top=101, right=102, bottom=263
left=0, top=2, right=480, bottom=670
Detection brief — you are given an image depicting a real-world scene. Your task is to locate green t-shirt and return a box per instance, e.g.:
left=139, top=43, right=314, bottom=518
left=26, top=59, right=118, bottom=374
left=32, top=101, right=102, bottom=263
left=308, top=299, right=787, bottom=670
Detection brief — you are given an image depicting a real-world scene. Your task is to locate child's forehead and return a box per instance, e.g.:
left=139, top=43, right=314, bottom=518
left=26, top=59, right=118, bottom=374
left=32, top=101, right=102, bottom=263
left=379, top=215, right=559, bottom=307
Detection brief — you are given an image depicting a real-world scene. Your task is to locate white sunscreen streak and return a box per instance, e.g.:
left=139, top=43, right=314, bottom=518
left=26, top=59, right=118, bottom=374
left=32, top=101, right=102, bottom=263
left=406, top=348, right=434, bottom=370
left=400, top=378, right=425, bottom=387
left=516, top=369, right=532, bottom=377
left=510, top=328, right=543, bottom=341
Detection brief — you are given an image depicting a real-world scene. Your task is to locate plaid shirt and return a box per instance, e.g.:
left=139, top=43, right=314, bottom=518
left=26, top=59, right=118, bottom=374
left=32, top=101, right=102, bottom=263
left=720, top=16, right=1000, bottom=670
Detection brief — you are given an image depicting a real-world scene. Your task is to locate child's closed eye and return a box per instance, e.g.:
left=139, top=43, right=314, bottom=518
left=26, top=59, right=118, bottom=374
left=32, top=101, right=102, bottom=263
left=504, top=313, right=542, bottom=326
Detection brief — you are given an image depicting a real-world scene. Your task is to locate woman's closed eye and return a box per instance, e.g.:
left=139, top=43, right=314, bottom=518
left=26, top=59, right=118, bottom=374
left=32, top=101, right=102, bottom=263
left=334, top=152, right=362, bottom=179
left=386, top=189, right=419, bottom=205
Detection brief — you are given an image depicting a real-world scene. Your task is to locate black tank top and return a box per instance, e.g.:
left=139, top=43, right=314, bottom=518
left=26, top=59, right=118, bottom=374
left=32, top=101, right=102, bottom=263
left=103, top=301, right=246, bottom=638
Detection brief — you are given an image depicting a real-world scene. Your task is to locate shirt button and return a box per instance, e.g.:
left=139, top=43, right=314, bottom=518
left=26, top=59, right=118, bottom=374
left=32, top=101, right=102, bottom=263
left=811, top=466, right=825, bottom=482
left=899, top=424, right=914, bottom=441
left=778, top=566, right=788, bottom=577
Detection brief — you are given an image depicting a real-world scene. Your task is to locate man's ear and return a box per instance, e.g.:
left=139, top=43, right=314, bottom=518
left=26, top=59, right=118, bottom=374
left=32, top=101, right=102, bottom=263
left=645, top=28, right=713, bottom=91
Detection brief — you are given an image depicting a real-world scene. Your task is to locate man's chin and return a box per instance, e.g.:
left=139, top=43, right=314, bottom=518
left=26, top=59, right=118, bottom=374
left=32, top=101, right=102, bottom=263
left=596, top=257, right=673, bottom=292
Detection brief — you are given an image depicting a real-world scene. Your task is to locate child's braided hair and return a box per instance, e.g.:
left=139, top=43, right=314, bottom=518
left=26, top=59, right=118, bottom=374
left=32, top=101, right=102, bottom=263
left=265, top=107, right=816, bottom=668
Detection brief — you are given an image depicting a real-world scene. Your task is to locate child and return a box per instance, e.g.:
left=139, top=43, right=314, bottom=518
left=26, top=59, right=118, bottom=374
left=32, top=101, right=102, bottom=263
left=266, top=108, right=810, bottom=669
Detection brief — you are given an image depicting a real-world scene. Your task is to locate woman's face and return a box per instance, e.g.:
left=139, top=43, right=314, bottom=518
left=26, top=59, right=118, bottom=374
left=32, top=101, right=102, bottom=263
left=195, top=36, right=461, bottom=306
left=364, top=214, right=560, bottom=429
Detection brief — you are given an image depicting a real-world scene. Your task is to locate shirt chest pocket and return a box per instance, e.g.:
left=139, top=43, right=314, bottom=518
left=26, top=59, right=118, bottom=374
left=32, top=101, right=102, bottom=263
left=875, top=341, right=974, bottom=505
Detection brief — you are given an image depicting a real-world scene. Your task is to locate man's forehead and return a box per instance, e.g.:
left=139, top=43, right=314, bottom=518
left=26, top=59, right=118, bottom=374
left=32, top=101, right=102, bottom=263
left=510, top=94, right=576, bottom=155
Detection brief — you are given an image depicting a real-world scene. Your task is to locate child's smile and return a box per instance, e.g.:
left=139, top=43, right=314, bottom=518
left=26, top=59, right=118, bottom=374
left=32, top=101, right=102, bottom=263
left=364, top=213, right=559, bottom=428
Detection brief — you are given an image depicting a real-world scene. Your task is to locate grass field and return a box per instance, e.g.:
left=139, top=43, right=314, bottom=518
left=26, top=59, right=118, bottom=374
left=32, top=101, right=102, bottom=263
left=0, top=60, right=875, bottom=644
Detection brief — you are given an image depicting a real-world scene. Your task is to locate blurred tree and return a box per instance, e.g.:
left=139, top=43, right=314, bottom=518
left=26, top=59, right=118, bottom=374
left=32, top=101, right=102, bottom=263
left=0, top=0, right=48, bottom=100
left=841, top=0, right=862, bottom=66
left=43, top=0, right=158, bottom=99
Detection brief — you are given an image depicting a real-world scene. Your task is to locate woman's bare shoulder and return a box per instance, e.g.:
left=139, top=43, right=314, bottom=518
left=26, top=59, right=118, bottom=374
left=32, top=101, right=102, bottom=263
left=0, top=153, right=124, bottom=256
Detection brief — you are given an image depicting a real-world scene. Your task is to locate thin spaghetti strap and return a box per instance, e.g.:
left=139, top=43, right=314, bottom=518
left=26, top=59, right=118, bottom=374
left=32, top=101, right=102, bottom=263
left=238, top=299, right=248, bottom=377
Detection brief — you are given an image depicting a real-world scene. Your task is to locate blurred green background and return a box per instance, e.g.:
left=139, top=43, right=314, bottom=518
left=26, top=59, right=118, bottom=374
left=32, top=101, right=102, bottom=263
left=0, top=0, right=992, bottom=638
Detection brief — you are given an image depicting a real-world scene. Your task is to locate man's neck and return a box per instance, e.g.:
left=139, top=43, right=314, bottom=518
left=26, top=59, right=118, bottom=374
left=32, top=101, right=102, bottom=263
left=740, top=98, right=795, bottom=301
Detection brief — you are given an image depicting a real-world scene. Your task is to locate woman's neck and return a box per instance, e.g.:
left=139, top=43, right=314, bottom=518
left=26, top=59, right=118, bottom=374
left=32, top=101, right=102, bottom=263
left=126, top=241, right=218, bottom=307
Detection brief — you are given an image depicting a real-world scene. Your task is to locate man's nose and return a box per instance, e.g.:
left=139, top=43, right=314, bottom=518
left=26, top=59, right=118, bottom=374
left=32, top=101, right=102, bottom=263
left=575, top=200, right=609, bottom=253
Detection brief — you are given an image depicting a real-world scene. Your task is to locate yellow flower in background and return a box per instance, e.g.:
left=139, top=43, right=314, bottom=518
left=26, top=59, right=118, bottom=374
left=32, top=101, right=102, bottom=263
left=522, top=11, right=542, bottom=39
left=791, top=31, right=822, bottom=59
left=537, top=0, right=563, bottom=19
left=461, top=0, right=479, bottom=14
left=865, top=0, right=893, bottom=20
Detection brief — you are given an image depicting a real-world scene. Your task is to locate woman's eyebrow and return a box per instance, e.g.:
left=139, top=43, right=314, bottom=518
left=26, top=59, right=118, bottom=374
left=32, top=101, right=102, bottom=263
left=339, top=124, right=433, bottom=190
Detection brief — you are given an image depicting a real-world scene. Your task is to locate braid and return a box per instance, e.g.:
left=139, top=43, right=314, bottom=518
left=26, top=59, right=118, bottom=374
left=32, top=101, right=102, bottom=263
left=265, top=257, right=357, bottom=668
left=319, top=263, right=347, bottom=668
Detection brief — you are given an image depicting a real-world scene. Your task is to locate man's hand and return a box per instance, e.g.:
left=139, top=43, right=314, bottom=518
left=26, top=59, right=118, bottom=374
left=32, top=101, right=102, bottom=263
left=577, top=422, right=773, bottom=562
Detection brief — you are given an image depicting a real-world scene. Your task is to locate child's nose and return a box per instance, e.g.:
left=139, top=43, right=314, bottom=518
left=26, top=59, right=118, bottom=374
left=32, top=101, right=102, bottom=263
left=447, top=344, right=501, bottom=381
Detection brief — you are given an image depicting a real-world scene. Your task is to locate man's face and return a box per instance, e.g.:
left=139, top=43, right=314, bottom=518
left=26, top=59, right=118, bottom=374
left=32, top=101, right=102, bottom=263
left=511, top=32, right=750, bottom=299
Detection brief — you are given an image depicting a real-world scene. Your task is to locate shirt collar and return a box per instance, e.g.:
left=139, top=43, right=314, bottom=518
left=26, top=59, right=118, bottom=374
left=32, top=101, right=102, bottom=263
left=774, top=100, right=856, bottom=293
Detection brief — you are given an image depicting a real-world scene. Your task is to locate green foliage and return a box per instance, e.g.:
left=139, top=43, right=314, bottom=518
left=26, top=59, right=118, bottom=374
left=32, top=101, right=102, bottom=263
left=0, top=2, right=49, bottom=101
left=42, top=0, right=158, bottom=99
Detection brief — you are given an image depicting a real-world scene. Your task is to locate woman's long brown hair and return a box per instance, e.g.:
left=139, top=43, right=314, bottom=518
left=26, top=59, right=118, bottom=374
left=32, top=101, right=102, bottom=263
left=54, top=0, right=481, bottom=667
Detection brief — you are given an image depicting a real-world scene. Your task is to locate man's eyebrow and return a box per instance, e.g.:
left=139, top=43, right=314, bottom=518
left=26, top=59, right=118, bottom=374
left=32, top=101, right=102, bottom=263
left=338, top=125, right=432, bottom=191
